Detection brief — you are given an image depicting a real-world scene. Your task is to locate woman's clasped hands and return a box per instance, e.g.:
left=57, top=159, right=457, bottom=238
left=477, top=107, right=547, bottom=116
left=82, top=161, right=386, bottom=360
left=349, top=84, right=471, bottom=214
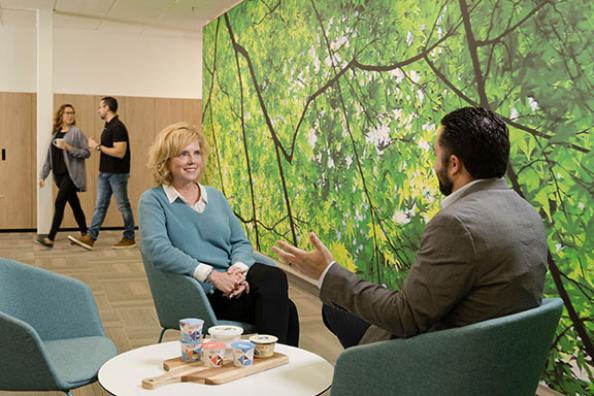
left=208, top=267, right=250, bottom=299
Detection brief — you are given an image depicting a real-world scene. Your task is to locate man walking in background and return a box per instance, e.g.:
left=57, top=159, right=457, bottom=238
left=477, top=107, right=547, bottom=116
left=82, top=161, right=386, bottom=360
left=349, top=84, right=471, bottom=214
left=69, top=96, right=136, bottom=250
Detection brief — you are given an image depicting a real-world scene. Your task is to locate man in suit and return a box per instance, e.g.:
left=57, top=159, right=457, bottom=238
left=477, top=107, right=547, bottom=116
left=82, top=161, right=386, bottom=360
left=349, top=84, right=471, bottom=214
left=273, top=107, right=547, bottom=347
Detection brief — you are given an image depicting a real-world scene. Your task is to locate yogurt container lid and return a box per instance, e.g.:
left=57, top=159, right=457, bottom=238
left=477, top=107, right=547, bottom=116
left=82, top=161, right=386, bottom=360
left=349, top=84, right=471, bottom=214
left=249, top=334, right=278, bottom=344
left=180, top=318, right=204, bottom=326
left=231, top=341, right=255, bottom=351
left=202, top=341, right=226, bottom=350
left=208, top=325, right=243, bottom=337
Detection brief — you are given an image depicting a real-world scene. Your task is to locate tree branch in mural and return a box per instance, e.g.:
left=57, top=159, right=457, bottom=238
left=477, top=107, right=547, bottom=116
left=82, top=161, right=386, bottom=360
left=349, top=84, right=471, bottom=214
left=202, top=19, right=228, bottom=197
left=425, top=57, right=590, bottom=155
left=475, top=0, right=553, bottom=47
left=311, top=0, right=417, bottom=281
left=228, top=15, right=261, bottom=250
left=224, top=13, right=298, bottom=245
left=311, top=0, right=383, bottom=279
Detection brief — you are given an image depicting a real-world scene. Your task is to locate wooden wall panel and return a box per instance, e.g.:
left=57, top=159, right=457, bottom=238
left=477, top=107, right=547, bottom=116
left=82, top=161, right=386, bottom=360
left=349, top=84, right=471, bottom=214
left=155, top=98, right=188, bottom=132
left=0, top=92, right=34, bottom=229
left=125, top=96, right=156, bottom=229
left=182, top=99, right=202, bottom=129
left=31, top=94, right=37, bottom=227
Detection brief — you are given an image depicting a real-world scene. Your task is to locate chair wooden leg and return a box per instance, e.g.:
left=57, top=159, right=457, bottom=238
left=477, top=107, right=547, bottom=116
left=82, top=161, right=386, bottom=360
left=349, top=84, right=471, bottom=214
left=158, top=328, right=167, bottom=343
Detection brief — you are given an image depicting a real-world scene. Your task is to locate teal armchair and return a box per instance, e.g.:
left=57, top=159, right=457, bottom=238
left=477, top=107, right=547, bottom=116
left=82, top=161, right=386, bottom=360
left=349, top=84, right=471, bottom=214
left=0, top=258, right=117, bottom=395
left=330, top=298, right=563, bottom=396
left=142, top=252, right=277, bottom=342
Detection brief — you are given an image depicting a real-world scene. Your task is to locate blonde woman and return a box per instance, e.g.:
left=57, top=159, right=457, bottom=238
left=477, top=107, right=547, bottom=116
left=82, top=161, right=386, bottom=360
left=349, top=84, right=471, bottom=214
left=139, top=122, right=299, bottom=346
left=37, top=104, right=90, bottom=248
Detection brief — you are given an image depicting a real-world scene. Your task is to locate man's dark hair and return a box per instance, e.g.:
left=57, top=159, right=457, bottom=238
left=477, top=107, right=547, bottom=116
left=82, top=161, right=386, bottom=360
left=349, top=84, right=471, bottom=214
left=101, top=96, right=118, bottom=113
left=439, top=107, right=509, bottom=179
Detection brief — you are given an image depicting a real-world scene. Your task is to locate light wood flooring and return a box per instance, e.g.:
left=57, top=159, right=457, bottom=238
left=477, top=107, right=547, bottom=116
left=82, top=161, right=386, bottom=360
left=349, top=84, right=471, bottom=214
left=0, top=231, right=563, bottom=396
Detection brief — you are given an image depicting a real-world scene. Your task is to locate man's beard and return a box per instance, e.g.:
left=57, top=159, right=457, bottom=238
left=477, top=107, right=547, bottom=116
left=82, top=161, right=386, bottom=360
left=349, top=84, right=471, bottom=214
left=437, top=168, right=453, bottom=196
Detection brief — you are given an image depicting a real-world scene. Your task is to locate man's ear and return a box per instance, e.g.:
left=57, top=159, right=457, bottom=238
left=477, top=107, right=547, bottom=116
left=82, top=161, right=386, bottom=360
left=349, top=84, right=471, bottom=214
left=448, top=154, right=463, bottom=176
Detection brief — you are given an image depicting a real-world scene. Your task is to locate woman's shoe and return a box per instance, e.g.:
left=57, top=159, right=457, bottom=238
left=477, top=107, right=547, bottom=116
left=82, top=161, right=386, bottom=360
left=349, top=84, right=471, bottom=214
left=34, top=236, right=54, bottom=248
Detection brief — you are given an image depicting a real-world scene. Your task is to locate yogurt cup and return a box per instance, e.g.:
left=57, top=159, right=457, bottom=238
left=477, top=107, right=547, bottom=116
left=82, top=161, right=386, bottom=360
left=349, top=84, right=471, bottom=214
left=180, top=341, right=202, bottom=362
left=207, top=325, right=243, bottom=346
left=202, top=341, right=226, bottom=368
left=179, top=318, right=204, bottom=343
left=231, top=341, right=255, bottom=367
left=249, top=334, right=278, bottom=358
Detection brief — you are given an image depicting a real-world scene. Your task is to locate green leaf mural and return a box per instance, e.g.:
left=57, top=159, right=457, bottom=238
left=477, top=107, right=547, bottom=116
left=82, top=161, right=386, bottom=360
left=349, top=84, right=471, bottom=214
left=202, top=0, right=593, bottom=393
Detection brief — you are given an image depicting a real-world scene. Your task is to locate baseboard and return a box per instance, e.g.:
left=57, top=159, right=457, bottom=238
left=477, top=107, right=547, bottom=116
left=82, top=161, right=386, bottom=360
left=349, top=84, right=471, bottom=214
left=0, top=226, right=140, bottom=234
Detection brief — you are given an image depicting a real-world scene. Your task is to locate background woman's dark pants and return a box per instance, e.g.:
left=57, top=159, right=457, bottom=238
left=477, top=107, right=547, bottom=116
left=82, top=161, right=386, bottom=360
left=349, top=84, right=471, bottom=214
left=48, top=173, right=87, bottom=241
left=208, top=263, right=300, bottom=346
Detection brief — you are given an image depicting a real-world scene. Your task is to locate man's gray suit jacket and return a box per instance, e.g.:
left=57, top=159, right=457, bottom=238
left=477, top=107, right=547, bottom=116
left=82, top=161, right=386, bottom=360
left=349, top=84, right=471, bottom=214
left=320, top=178, right=547, bottom=344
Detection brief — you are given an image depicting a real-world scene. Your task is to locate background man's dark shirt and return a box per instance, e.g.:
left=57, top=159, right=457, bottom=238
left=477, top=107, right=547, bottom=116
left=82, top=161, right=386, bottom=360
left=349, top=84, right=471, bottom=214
left=100, top=116, right=131, bottom=174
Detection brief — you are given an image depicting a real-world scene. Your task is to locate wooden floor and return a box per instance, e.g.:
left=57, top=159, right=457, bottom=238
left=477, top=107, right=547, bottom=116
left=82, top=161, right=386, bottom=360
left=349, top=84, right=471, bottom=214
left=0, top=231, right=563, bottom=396
left=0, top=231, right=342, bottom=396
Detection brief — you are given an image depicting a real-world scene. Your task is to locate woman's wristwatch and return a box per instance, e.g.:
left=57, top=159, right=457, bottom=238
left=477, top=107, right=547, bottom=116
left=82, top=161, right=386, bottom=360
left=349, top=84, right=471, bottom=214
left=95, top=144, right=102, bottom=152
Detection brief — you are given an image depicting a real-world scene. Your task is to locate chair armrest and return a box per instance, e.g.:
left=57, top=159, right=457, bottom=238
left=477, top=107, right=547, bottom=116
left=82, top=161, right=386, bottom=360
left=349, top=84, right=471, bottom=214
left=332, top=328, right=499, bottom=396
left=142, top=253, right=219, bottom=331
left=331, top=337, right=444, bottom=396
left=1, top=264, right=105, bottom=341
left=0, top=312, right=60, bottom=391
left=175, top=274, right=220, bottom=330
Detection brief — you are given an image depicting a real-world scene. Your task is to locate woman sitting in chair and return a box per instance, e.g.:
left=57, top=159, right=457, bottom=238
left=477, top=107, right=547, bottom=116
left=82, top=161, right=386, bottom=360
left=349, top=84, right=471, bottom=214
left=139, top=122, right=299, bottom=346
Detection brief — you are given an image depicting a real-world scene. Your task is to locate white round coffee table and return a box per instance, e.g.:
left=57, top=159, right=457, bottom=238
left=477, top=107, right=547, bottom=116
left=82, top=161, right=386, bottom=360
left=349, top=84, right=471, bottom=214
left=98, top=341, right=333, bottom=395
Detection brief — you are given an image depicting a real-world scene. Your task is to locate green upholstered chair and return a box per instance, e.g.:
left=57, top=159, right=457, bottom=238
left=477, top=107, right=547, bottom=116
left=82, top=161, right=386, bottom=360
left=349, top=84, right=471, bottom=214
left=330, top=298, right=563, bottom=396
left=142, top=252, right=277, bottom=342
left=0, top=258, right=117, bottom=396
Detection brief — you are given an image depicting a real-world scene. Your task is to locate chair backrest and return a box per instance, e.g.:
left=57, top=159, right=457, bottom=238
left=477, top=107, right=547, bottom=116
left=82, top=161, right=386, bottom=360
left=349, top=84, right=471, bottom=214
left=331, top=298, right=564, bottom=396
left=0, top=258, right=103, bottom=341
left=141, top=252, right=219, bottom=331
left=0, top=258, right=57, bottom=325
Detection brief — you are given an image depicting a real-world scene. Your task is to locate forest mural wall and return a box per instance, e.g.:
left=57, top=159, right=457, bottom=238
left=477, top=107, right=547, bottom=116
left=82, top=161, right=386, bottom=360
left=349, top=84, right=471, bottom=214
left=202, top=0, right=593, bottom=393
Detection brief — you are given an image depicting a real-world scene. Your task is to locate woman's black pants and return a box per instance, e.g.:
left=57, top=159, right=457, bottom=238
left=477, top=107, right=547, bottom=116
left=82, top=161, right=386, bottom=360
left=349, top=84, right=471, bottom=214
left=48, top=173, right=87, bottom=240
left=208, top=263, right=300, bottom=346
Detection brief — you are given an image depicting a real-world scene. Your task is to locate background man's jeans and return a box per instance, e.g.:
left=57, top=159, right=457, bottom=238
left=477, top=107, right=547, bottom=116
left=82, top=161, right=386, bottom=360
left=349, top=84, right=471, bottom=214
left=87, top=172, right=135, bottom=240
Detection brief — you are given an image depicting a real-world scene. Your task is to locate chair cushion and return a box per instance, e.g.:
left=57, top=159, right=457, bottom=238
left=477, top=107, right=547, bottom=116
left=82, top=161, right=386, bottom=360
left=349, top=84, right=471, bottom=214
left=43, top=336, right=117, bottom=389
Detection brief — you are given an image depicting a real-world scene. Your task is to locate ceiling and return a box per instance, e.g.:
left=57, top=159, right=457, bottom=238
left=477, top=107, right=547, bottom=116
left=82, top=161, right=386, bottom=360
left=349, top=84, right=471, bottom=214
left=0, top=0, right=243, bottom=35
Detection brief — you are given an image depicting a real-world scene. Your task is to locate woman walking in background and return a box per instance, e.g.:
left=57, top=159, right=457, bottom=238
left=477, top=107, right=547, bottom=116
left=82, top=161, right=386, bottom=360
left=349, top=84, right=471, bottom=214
left=37, top=104, right=90, bottom=247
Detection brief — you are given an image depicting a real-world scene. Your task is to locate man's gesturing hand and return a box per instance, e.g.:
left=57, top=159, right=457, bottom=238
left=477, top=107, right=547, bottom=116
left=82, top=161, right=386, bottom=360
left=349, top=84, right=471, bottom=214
left=272, top=232, right=334, bottom=280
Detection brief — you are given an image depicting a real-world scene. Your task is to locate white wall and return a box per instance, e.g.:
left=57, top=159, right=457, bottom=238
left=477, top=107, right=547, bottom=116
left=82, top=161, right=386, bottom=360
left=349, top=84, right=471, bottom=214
left=0, top=23, right=202, bottom=99
left=0, top=26, right=36, bottom=92
left=54, top=27, right=202, bottom=99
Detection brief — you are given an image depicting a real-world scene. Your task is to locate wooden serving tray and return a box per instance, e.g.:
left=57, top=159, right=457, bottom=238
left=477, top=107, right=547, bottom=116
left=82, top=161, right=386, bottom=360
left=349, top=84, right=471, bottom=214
left=141, top=352, right=289, bottom=389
